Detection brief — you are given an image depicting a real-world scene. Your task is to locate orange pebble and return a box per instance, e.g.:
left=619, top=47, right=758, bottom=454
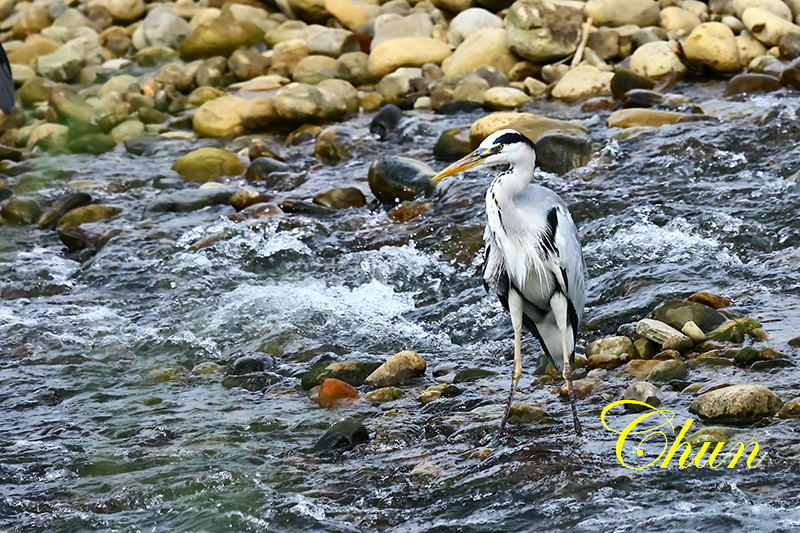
left=315, top=378, right=358, bottom=408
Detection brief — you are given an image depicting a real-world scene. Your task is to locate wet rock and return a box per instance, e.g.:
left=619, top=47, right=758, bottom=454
left=636, top=319, right=693, bottom=351
left=230, top=188, right=270, bottom=211
left=419, top=384, right=447, bottom=404
left=682, top=321, right=707, bottom=343
left=369, top=38, right=452, bottom=80
left=585, top=0, right=660, bottom=27
left=743, top=8, right=800, bottom=46
left=370, top=104, right=404, bottom=140
left=372, top=13, right=434, bottom=50
left=781, top=57, right=800, bottom=88
left=231, top=354, right=275, bottom=375
left=484, top=87, right=530, bottom=109
left=313, top=378, right=359, bottom=408
left=687, top=291, right=730, bottom=309
left=448, top=8, right=503, bottom=47
left=454, top=76, right=490, bottom=105
left=630, top=41, right=687, bottom=79
left=240, top=97, right=281, bottom=132
left=634, top=338, right=657, bottom=359
left=314, top=126, right=355, bottom=164
left=507, top=402, right=549, bottom=424
left=686, top=426, right=735, bottom=445
left=50, top=87, right=94, bottom=124
left=558, top=378, right=598, bottom=399
left=308, top=28, right=359, bottom=57
left=587, top=29, right=621, bottom=61
left=67, top=133, right=115, bottom=155
left=365, top=387, right=403, bottom=402
left=172, top=148, right=245, bottom=182
left=375, top=67, right=420, bottom=107
left=221, top=373, right=280, bottom=391
left=193, top=96, right=246, bottom=137
left=607, top=108, right=688, bottom=128
left=660, top=6, right=701, bottom=34
left=368, top=156, right=435, bottom=205
left=148, top=187, right=235, bottom=213
left=778, top=32, right=800, bottom=59
left=733, top=347, right=761, bottom=366
left=469, top=112, right=587, bottom=149
left=434, top=127, right=471, bottom=161
left=1, top=197, right=42, bottom=225
left=442, top=29, right=518, bottom=77
left=180, top=16, right=263, bottom=60
left=623, top=382, right=662, bottom=410
left=610, top=69, right=655, bottom=99
left=453, top=368, right=498, bottom=383
left=273, top=82, right=353, bottom=124
left=587, top=336, right=635, bottom=358
left=587, top=352, right=624, bottom=369
left=140, top=6, right=192, bottom=49
left=689, top=384, right=782, bottom=422
left=506, top=0, right=583, bottom=62
left=724, top=73, right=782, bottom=96
left=27, top=123, right=70, bottom=151
left=653, top=299, right=727, bottom=332
left=36, top=193, right=92, bottom=230
left=621, top=89, right=664, bottom=108
left=245, top=157, right=291, bottom=182
left=334, top=52, right=373, bottom=85
left=779, top=400, right=800, bottom=418
left=228, top=49, right=269, bottom=81
left=313, top=417, right=369, bottom=452
left=706, top=318, right=762, bottom=343
left=684, top=22, right=741, bottom=72
left=365, top=350, right=426, bottom=387
left=293, top=55, right=337, bottom=84
left=551, top=65, right=614, bottom=102
left=535, top=132, right=593, bottom=175
left=388, top=201, right=434, bottom=222
left=647, top=359, right=687, bottom=382
left=192, top=362, right=224, bottom=375
left=272, top=39, right=309, bottom=73
left=302, top=360, right=381, bottom=390
left=57, top=205, right=122, bottom=228
left=36, top=36, right=98, bottom=83
left=312, top=187, right=366, bottom=209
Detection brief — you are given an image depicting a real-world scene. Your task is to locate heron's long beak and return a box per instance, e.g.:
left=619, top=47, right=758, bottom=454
left=430, top=148, right=489, bottom=182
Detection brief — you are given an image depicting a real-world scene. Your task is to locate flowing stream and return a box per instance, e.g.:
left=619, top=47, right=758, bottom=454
left=1, top=82, right=800, bottom=532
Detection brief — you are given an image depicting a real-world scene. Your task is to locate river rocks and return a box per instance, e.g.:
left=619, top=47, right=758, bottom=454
left=688, top=291, right=731, bottom=309
left=1, top=197, right=42, bottom=225
left=148, top=187, right=235, bottom=213
left=302, top=360, right=381, bottom=390
left=314, top=126, right=355, bottom=164
left=453, top=368, right=498, bottom=383
left=551, top=65, right=614, bottom=102
left=434, top=127, right=471, bottom=161
left=647, top=359, right=687, bottom=382
left=779, top=32, right=800, bottom=59
left=726, top=72, right=782, bottom=95
left=245, top=157, right=291, bottom=182
left=180, top=16, right=263, bottom=60
left=368, top=38, right=452, bottom=79
left=388, top=201, right=434, bottom=222
left=273, top=82, right=354, bottom=124
left=231, top=354, right=274, bottom=374
left=652, top=299, right=727, bottom=333
left=587, top=336, right=635, bottom=358
left=372, top=13, right=434, bottom=50
left=293, top=55, right=337, bottom=83
left=57, top=205, right=122, bottom=228
left=68, top=133, right=116, bottom=154
left=742, top=7, right=800, bottom=46
left=607, top=108, right=688, bottom=127
left=102, top=0, right=144, bottom=22
left=705, top=318, right=762, bottom=342
left=507, top=402, right=549, bottom=424
left=368, top=156, right=436, bottom=204
left=630, top=41, right=687, bottom=79
left=660, top=7, right=701, bottom=34
left=313, top=417, right=369, bottom=452
left=534, top=133, right=593, bottom=174
left=313, top=187, right=366, bottom=209
left=636, top=319, right=693, bottom=352
left=325, top=0, right=380, bottom=31
left=240, top=97, right=280, bottom=131
left=442, top=29, right=518, bottom=77
left=314, top=378, right=359, bottom=408
left=370, top=104, right=404, bottom=140
left=172, top=148, right=245, bottom=182
left=779, top=400, right=800, bottom=418
left=469, top=112, right=587, bottom=149
left=623, top=382, right=662, bottom=410
left=484, top=87, right=529, bottom=109
left=781, top=56, right=800, bottom=88
left=365, top=350, right=426, bottom=387
left=683, top=23, right=741, bottom=72
left=36, top=37, right=98, bottom=83
left=734, top=0, right=792, bottom=21
left=506, top=0, right=583, bottom=62
left=448, top=8, right=503, bottom=47
left=192, top=96, right=246, bottom=137
left=335, top=52, right=373, bottom=85
left=229, top=49, right=269, bottom=81
left=365, top=387, right=403, bottom=402
left=585, top=0, right=660, bottom=27
left=689, top=384, right=782, bottom=422
left=558, top=378, right=598, bottom=399
left=140, top=6, right=192, bottom=49
left=37, top=192, right=92, bottom=230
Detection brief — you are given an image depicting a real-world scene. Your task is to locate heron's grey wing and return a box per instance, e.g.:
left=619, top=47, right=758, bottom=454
left=0, top=44, right=14, bottom=115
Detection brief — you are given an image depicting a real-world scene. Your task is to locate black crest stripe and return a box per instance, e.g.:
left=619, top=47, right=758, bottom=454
left=493, top=131, right=535, bottom=149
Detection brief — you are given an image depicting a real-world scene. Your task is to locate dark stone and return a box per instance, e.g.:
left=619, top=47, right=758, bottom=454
left=779, top=33, right=800, bottom=60
left=781, top=57, right=800, bottom=89
left=301, top=360, right=382, bottom=390
left=652, top=299, right=727, bottom=332
left=0, top=188, right=12, bottom=203
left=0, top=145, right=24, bottom=162
left=1, top=196, right=42, bottom=225
left=313, top=417, right=369, bottom=452
left=124, top=133, right=164, bottom=156
left=622, top=89, right=664, bottom=108
left=441, top=384, right=462, bottom=397
left=58, top=226, right=120, bottom=252
left=244, top=157, right=291, bottom=184
left=611, top=70, right=654, bottom=99
left=724, top=73, right=782, bottom=96
left=438, top=100, right=483, bottom=114
left=148, top=188, right=235, bottom=213
left=734, top=347, right=760, bottom=366
left=68, top=133, right=116, bottom=154
left=587, top=29, right=620, bottom=60
left=751, top=359, right=795, bottom=371
left=278, top=200, right=334, bottom=215
left=312, top=187, right=366, bottom=209
left=367, top=156, right=435, bottom=205
left=535, top=133, right=593, bottom=175
left=475, top=0, right=515, bottom=12
left=433, top=127, right=471, bottom=162
left=369, top=104, right=403, bottom=140
left=453, top=368, right=498, bottom=383
left=37, top=192, right=92, bottom=230
left=231, top=354, right=275, bottom=375
left=221, top=373, right=280, bottom=391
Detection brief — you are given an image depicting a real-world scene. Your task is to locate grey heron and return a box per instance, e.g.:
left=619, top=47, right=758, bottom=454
left=0, top=43, right=14, bottom=115
left=431, top=129, right=586, bottom=435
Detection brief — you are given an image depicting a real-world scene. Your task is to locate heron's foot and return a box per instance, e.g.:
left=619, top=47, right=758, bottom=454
left=562, top=362, right=583, bottom=437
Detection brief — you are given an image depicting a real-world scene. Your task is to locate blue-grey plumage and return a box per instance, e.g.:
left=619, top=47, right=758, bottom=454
left=431, top=128, right=586, bottom=435
left=0, top=43, right=15, bottom=115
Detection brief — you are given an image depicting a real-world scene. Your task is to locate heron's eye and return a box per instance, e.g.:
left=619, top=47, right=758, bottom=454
left=495, top=144, right=504, bottom=152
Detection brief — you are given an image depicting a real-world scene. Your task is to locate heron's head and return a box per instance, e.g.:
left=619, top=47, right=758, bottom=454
left=431, top=129, right=536, bottom=183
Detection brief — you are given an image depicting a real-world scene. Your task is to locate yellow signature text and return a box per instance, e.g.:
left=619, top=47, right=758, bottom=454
left=600, top=400, right=767, bottom=470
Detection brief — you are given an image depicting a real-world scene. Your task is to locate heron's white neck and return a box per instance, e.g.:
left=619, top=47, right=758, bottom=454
left=490, top=149, right=535, bottom=199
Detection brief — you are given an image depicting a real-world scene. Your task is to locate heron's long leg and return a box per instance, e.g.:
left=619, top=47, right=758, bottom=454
left=561, top=331, right=583, bottom=436
left=499, top=326, right=522, bottom=435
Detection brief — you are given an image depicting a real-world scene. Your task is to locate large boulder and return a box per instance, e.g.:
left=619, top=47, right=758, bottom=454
left=584, top=0, right=660, bottom=27
left=469, top=112, right=587, bottom=149
left=684, top=22, right=741, bottom=72
left=442, top=29, right=518, bottom=77
left=690, top=384, right=782, bottom=422
left=368, top=38, right=452, bottom=78
left=506, top=0, right=583, bottom=62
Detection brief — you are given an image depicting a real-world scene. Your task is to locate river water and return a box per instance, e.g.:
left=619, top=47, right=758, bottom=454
left=1, top=82, right=799, bottom=532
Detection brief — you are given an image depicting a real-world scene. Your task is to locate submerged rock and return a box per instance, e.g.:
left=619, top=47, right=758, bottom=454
left=689, top=384, right=782, bottom=422
left=705, top=318, right=762, bottom=342
left=313, top=378, right=359, bottom=408
left=652, top=299, right=727, bottom=332
left=368, top=156, right=435, bottom=205
left=434, top=127, right=471, bottom=161
left=647, top=359, right=687, bottom=382
left=623, top=382, right=662, bottom=410
left=302, top=360, right=382, bottom=390
left=231, top=354, right=274, bottom=375
left=148, top=187, right=235, bottom=213
left=57, top=205, right=122, bottom=228
left=507, top=402, right=549, bottom=424
left=365, top=350, right=426, bottom=387
left=535, top=133, right=593, bottom=175
left=313, top=417, right=369, bottom=452
left=369, top=104, right=404, bottom=140
left=453, top=368, right=498, bottom=383
left=1, top=197, right=42, bottom=225
left=172, top=148, right=246, bottom=182
left=312, top=187, right=366, bottom=209
left=687, top=291, right=731, bottom=309
left=365, top=387, right=403, bottom=402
